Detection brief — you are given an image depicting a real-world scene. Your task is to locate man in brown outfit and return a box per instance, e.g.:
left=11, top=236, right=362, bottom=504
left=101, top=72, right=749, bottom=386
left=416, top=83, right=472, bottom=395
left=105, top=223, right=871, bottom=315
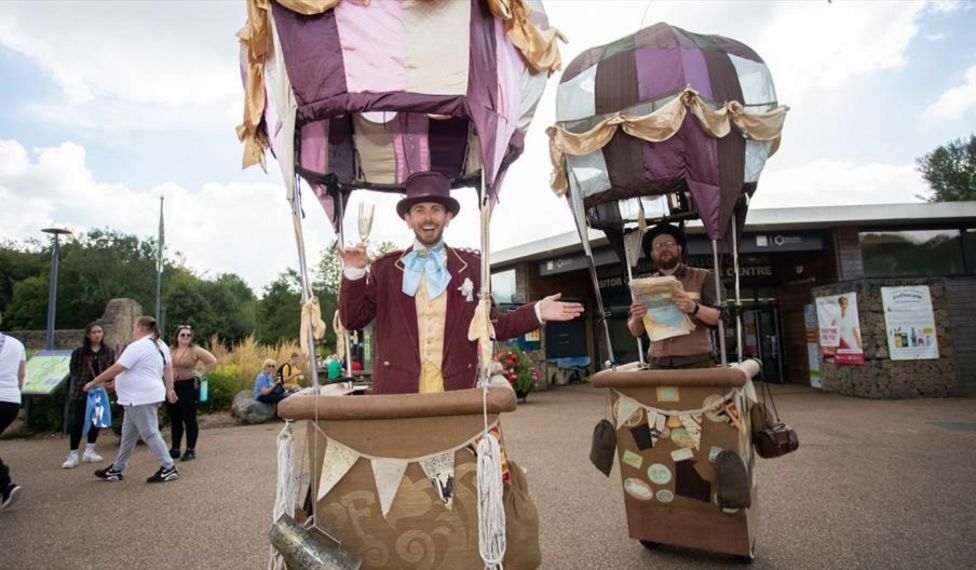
left=338, top=171, right=584, bottom=394
left=627, top=223, right=724, bottom=369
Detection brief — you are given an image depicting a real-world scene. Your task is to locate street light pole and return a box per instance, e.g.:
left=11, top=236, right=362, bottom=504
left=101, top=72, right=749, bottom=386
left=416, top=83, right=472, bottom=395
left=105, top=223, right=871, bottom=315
left=41, top=227, right=72, bottom=351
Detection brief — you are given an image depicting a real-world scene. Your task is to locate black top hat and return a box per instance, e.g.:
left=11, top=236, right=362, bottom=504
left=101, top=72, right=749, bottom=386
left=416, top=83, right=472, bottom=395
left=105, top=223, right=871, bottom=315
left=641, top=222, right=687, bottom=258
left=396, top=172, right=461, bottom=218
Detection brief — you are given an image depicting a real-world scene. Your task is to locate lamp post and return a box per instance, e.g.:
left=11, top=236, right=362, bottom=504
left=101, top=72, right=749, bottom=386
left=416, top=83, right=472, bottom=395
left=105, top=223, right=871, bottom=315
left=41, top=227, right=72, bottom=350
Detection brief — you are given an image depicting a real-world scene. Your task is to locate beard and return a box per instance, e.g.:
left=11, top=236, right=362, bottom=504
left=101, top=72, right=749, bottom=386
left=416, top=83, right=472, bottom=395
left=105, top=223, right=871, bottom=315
left=654, top=254, right=679, bottom=271
left=414, top=225, right=445, bottom=246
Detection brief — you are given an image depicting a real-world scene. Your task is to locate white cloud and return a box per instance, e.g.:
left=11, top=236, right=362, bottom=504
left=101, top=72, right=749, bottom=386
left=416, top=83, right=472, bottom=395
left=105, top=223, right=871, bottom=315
left=0, top=139, right=340, bottom=291
left=924, top=32, right=947, bottom=41
left=924, top=64, right=976, bottom=120
left=0, top=1, right=243, bottom=131
left=750, top=160, right=928, bottom=209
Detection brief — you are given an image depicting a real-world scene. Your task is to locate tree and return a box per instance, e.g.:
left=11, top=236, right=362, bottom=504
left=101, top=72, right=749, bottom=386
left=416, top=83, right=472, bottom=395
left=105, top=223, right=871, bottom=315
left=916, top=134, right=976, bottom=202
left=255, top=269, right=303, bottom=345
left=4, top=276, right=49, bottom=328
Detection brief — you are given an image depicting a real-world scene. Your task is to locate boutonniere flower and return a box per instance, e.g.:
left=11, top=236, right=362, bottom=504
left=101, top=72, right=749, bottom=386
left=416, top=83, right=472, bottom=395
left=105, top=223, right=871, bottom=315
left=459, top=277, right=474, bottom=302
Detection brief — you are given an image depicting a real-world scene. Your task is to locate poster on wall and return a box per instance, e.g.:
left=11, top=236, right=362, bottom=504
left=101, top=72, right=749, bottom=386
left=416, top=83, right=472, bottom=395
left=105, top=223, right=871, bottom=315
left=815, top=292, right=864, bottom=365
left=804, top=304, right=822, bottom=388
left=881, top=286, right=939, bottom=360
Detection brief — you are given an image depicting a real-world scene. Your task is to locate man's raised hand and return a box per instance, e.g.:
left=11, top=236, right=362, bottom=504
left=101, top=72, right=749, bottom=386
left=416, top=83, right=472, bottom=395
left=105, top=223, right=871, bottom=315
left=337, top=242, right=368, bottom=269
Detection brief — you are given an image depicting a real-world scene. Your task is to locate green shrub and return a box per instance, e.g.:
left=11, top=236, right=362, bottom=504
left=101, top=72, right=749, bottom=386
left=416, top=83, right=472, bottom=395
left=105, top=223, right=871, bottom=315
left=201, top=364, right=248, bottom=412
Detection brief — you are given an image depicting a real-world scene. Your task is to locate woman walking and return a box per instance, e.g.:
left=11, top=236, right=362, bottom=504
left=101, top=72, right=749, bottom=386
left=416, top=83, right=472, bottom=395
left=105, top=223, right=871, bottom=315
left=167, top=325, right=216, bottom=462
left=85, top=316, right=179, bottom=484
left=62, top=322, right=116, bottom=469
left=0, top=311, right=27, bottom=509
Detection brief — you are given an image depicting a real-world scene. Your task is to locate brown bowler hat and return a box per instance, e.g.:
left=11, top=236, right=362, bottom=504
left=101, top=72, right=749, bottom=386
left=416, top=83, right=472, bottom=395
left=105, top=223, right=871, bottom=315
left=396, top=171, right=460, bottom=218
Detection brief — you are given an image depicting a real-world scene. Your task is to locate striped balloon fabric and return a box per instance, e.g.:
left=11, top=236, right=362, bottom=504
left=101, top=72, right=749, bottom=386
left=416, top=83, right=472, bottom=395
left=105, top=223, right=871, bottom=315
left=241, top=0, right=561, bottom=226
left=550, top=22, right=788, bottom=240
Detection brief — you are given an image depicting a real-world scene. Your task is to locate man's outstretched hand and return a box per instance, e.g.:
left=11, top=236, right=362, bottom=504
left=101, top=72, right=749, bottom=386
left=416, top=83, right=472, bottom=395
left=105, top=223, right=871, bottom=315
left=538, top=293, right=585, bottom=322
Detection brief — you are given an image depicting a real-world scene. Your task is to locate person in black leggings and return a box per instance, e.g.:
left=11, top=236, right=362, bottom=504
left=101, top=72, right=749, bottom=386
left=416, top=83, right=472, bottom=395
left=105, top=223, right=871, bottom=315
left=62, top=322, right=116, bottom=469
left=167, top=325, right=216, bottom=462
left=1, top=316, right=27, bottom=510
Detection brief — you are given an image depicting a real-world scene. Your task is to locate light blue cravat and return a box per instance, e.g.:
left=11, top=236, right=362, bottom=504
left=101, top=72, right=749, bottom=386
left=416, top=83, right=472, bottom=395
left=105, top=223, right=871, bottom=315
left=401, top=242, right=452, bottom=300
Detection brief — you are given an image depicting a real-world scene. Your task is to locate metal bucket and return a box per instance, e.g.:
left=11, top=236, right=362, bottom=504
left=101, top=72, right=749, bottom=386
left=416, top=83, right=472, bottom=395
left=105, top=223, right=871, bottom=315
left=269, top=514, right=362, bottom=570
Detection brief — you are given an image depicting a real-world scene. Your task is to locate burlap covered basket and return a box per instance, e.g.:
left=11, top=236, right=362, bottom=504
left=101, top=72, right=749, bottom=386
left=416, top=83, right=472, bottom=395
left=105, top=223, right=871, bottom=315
left=278, top=387, right=541, bottom=570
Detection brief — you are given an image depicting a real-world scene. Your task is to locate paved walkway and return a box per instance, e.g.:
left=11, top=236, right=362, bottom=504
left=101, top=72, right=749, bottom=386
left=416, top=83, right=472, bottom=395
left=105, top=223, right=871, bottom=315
left=1, top=384, right=974, bottom=569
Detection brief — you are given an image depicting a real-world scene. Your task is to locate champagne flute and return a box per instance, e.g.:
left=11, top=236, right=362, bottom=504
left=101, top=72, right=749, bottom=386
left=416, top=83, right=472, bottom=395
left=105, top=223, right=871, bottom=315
left=358, top=202, right=374, bottom=244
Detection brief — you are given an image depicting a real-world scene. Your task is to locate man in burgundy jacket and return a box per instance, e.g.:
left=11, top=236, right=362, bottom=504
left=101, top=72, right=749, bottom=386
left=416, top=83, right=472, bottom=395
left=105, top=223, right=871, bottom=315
left=339, top=171, right=584, bottom=394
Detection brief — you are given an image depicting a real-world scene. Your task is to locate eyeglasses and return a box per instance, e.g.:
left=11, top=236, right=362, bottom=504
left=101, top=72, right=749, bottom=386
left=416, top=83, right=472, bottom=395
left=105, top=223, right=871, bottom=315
left=179, top=333, right=192, bottom=338
left=652, top=241, right=678, bottom=251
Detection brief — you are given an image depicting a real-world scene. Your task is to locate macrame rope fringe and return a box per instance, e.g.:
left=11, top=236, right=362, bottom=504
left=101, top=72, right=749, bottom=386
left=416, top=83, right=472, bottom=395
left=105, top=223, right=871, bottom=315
left=268, top=421, right=296, bottom=570
left=477, top=431, right=507, bottom=570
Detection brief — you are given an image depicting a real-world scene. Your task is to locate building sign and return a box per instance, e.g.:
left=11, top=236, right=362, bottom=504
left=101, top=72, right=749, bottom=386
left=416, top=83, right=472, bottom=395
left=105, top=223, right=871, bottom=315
left=881, top=286, right=939, bottom=360
left=22, top=350, right=72, bottom=395
left=815, top=293, right=864, bottom=365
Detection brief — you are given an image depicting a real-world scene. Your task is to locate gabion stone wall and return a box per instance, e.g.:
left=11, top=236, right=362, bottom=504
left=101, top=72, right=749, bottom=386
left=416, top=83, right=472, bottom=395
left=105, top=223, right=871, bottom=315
left=811, top=279, right=957, bottom=399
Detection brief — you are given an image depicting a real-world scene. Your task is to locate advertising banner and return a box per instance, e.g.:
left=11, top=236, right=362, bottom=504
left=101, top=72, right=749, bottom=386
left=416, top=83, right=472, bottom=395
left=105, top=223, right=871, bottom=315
left=816, top=293, right=864, bottom=365
left=881, top=286, right=939, bottom=360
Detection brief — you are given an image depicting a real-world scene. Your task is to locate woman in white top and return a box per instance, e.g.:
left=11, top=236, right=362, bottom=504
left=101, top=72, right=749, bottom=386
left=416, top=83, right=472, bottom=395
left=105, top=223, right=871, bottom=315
left=0, top=310, right=27, bottom=510
left=85, top=316, right=180, bottom=484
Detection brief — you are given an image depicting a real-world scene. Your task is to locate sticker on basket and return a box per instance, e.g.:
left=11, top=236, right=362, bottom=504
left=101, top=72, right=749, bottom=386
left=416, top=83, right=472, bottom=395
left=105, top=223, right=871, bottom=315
left=670, top=427, right=695, bottom=449
left=709, top=446, right=724, bottom=462
left=647, top=463, right=672, bottom=485
left=655, top=489, right=674, bottom=503
left=657, top=386, right=680, bottom=402
left=666, top=415, right=683, bottom=429
left=624, top=478, right=654, bottom=501
left=622, top=450, right=643, bottom=470
left=703, top=394, right=726, bottom=422
left=671, top=447, right=694, bottom=462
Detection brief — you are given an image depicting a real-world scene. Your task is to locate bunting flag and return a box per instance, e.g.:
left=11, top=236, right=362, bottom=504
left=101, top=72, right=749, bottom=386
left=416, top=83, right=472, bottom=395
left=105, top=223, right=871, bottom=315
left=614, top=397, right=640, bottom=430
left=612, top=389, right=744, bottom=435
left=317, top=440, right=359, bottom=501
left=420, top=452, right=456, bottom=511
left=315, top=422, right=499, bottom=518
left=372, top=459, right=409, bottom=518
left=680, top=413, right=704, bottom=450
left=646, top=411, right=664, bottom=448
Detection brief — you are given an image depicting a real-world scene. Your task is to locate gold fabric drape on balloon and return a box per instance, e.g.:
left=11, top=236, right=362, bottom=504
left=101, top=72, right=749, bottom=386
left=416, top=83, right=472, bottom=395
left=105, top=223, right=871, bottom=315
left=237, top=0, right=564, bottom=170
left=547, top=87, right=790, bottom=195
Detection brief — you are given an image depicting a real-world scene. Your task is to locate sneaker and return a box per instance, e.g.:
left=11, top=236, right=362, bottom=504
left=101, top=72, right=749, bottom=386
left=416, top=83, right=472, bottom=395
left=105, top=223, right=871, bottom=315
left=94, top=465, right=124, bottom=481
left=82, top=445, right=103, bottom=463
left=62, top=450, right=80, bottom=469
left=1, top=484, right=22, bottom=511
left=180, top=449, right=196, bottom=462
left=146, top=465, right=179, bottom=484
left=168, top=448, right=181, bottom=460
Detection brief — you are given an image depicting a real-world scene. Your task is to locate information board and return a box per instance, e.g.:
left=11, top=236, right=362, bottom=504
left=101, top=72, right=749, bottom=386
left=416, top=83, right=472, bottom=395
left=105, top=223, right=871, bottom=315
left=21, top=350, right=72, bottom=395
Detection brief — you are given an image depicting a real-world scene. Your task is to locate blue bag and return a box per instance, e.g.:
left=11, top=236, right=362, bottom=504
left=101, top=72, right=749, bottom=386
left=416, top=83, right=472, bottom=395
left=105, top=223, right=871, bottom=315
left=83, top=387, right=112, bottom=435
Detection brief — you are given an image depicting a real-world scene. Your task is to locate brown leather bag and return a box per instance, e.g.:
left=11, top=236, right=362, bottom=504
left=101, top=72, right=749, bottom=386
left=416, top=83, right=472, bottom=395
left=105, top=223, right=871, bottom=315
left=751, top=381, right=799, bottom=459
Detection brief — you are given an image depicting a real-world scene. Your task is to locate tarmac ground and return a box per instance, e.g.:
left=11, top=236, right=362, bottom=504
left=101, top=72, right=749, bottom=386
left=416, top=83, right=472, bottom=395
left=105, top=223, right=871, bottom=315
left=1, top=383, right=975, bottom=569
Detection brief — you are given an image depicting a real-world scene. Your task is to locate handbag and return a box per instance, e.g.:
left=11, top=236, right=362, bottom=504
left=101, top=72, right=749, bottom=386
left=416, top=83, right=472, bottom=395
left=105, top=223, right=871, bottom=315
left=751, top=380, right=799, bottom=459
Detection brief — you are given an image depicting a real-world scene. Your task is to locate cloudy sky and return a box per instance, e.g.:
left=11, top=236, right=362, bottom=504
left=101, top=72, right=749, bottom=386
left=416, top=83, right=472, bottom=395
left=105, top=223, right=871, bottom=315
left=1, top=0, right=975, bottom=291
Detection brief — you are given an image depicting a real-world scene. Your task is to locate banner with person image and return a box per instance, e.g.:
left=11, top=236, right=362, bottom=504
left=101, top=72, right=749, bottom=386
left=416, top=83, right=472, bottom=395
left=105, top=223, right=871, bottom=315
left=816, top=292, right=864, bottom=365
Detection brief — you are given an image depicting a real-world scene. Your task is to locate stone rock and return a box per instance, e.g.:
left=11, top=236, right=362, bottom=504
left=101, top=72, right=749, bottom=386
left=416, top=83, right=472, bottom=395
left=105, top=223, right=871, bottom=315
left=231, top=390, right=276, bottom=424
left=100, top=298, right=143, bottom=354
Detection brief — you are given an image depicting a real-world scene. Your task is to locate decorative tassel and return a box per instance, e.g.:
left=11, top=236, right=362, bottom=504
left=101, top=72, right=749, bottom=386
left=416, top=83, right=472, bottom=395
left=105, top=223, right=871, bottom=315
left=477, top=432, right=507, bottom=569
left=269, top=422, right=296, bottom=570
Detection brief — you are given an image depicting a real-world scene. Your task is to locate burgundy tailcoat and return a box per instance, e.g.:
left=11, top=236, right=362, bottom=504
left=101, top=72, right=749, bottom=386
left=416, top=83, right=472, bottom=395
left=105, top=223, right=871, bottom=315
left=339, top=247, right=541, bottom=394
